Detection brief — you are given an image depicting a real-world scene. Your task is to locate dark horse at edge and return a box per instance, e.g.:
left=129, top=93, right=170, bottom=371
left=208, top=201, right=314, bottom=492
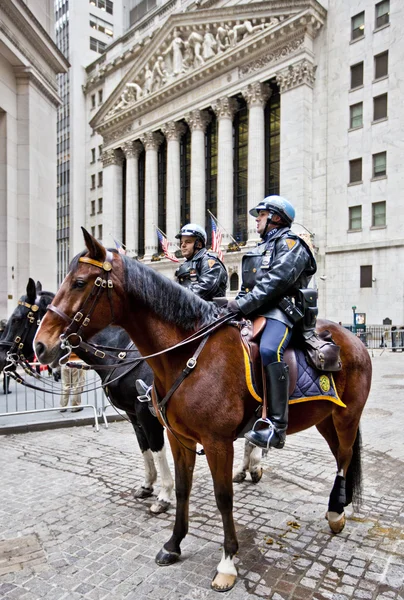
left=0, top=278, right=173, bottom=513
left=34, top=230, right=372, bottom=592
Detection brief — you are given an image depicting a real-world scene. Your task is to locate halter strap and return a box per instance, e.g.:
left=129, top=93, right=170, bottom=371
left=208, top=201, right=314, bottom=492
left=79, top=257, right=112, bottom=271
left=18, top=300, right=39, bottom=312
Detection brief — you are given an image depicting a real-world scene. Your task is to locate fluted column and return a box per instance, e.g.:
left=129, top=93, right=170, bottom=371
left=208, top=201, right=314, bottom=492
left=140, top=131, right=163, bottom=259
left=185, top=110, right=211, bottom=227
left=161, top=122, right=185, bottom=242
left=213, top=97, right=238, bottom=245
left=101, top=148, right=124, bottom=243
left=242, top=83, right=271, bottom=245
left=122, top=141, right=143, bottom=256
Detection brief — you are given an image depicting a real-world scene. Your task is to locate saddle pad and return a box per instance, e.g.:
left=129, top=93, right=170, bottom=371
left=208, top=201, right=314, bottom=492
left=242, top=346, right=345, bottom=407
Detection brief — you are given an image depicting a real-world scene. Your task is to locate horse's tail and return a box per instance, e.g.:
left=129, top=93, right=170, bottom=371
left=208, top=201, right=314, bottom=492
left=345, top=427, right=363, bottom=509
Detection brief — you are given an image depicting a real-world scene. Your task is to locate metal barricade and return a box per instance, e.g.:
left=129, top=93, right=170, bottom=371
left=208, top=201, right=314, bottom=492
left=343, top=326, right=404, bottom=351
left=0, top=364, right=113, bottom=432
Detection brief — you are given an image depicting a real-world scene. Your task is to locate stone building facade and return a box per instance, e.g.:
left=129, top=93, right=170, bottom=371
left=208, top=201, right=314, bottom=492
left=84, top=0, right=404, bottom=326
left=0, top=0, right=68, bottom=317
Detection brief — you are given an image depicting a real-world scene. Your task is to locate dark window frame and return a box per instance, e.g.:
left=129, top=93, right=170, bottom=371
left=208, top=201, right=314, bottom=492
left=372, top=201, right=386, bottom=227
left=349, top=205, right=362, bottom=230
left=205, top=114, right=218, bottom=248
left=233, top=99, right=248, bottom=244
left=373, top=93, right=388, bottom=121
left=350, top=102, right=363, bottom=128
left=349, top=158, right=363, bottom=184
left=360, top=265, right=373, bottom=288
left=351, top=11, right=365, bottom=40
left=138, top=149, right=145, bottom=257
left=372, top=152, right=387, bottom=178
left=157, top=138, right=167, bottom=252
left=264, top=82, right=280, bottom=196
left=375, top=0, right=390, bottom=28
left=350, top=62, right=364, bottom=89
left=374, top=51, right=388, bottom=80
left=180, top=124, right=191, bottom=227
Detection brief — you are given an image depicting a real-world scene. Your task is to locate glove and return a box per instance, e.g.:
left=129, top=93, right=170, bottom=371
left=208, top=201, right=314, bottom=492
left=227, top=300, right=242, bottom=315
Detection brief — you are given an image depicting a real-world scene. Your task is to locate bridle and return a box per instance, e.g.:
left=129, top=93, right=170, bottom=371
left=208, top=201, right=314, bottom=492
left=47, top=251, right=115, bottom=358
left=0, top=299, right=41, bottom=361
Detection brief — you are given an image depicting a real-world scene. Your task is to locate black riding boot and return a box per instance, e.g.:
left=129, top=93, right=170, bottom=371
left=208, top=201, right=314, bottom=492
left=244, top=362, right=289, bottom=449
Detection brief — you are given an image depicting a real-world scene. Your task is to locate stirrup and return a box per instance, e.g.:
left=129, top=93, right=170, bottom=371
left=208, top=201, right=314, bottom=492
left=251, top=417, right=275, bottom=438
left=136, top=379, right=152, bottom=403
left=245, top=417, right=280, bottom=450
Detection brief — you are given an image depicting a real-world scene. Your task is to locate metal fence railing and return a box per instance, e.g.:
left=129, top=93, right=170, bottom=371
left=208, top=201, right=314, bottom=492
left=343, top=326, right=404, bottom=351
left=0, top=364, right=123, bottom=432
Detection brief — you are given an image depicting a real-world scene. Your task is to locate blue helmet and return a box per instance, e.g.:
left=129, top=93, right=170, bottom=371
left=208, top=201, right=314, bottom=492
left=249, top=195, right=295, bottom=226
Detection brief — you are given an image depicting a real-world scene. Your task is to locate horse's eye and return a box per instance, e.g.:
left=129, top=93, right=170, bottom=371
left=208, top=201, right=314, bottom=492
left=74, top=280, right=87, bottom=289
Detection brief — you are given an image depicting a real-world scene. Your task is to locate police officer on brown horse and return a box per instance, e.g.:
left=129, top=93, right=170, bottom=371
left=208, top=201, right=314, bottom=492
left=175, top=223, right=228, bottom=300
left=227, top=196, right=317, bottom=450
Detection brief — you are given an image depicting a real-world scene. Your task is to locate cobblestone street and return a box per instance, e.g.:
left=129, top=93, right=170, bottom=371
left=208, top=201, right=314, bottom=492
left=0, top=351, right=403, bottom=600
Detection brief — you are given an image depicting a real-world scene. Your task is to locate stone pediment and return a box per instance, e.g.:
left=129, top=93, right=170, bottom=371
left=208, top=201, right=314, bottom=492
left=91, top=1, right=326, bottom=136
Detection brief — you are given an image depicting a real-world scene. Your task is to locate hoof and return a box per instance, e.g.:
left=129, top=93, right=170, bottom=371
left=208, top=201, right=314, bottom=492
left=326, top=511, right=346, bottom=534
left=211, top=571, right=237, bottom=592
left=232, top=471, right=246, bottom=483
left=133, top=486, right=153, bottom=499
left=155, top=545, right=181, bottom=566
left=250, top=468, right=263, bottom=484
left=150, top=500, right=170, bottom=514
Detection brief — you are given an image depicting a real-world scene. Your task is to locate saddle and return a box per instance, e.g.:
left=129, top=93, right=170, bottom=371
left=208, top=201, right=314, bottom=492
left=239, top=317, right=341, bottom=400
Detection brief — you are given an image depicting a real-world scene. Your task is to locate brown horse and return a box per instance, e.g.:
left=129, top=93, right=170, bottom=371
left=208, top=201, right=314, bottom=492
left=34, top=230, right=372, bottom=592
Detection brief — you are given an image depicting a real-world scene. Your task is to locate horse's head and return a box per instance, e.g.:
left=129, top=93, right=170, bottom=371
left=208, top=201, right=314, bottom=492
left=34, top=228, right=125, bottom=367
left=0, top=279, right=54, bottom=371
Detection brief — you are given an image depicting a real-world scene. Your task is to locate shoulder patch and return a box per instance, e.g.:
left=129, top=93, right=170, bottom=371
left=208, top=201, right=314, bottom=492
left=207, top=259, right=216, bottom=268
left=285, top=238, right=297, bottom=250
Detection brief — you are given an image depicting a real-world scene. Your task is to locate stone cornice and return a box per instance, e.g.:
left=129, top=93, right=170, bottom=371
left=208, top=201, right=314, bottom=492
left=239, top=36, right=305, bottom=77
left=14, top=66, right=62, bottom=106
left=91, top=2, right=325, bottom=134
left=0, top=0, right=69, bottom=74
left=276, top=58, right=316, bottom=92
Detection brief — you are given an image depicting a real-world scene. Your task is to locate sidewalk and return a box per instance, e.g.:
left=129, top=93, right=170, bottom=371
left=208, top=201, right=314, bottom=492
left=0, top=352, right=403, bottom=599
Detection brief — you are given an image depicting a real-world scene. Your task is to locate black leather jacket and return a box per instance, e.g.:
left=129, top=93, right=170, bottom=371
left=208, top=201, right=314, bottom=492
left=236, top=227, right=317, bottom=325
left=175, top=248, right=228, bottom=300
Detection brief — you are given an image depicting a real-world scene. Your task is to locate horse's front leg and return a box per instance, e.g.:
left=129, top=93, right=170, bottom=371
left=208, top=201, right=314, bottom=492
left=233, top=440, right=263, bottom=484
left=155, top=432, right=196, bottom=566
left=204, top=438, right=238, bottom=592
left=128, top=413, right=157, bottom=499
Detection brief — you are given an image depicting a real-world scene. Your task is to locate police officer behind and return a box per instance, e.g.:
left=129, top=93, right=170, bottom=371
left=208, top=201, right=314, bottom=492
left=175, top=223, right=228, bottom=300
left=227, top=196, right=317, bottom=450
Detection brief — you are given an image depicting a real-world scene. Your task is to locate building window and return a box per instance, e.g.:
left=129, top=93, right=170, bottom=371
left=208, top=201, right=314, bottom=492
left=91, top=174, right=96, bottom=189
left=375, top=0, right=389, bottom=28
left=98, top=198, right=103, bottom=213
left=89, top=0, right=113, bottom=15
left=91, top=200, right=95, bottom=215
left=233, top=100, right=248, bottom=243
left=360, top=265, right=373, bottom=288
left=89, top=14, right=113, bottom=37
left=180, top=124, right=191, bottom=226
left=372, top=152, right=387, bottom=178
left=98, top=89, right=103, bottom=104
left=98, top=171, right=103, bottom=187
left=372, top=201, right=386, bottom=227
left=230, top=272, right=239, bottom=291
left=98, top=144, right=103, bottom=158
left=265, top=83, right=280, bottom=196
left=98, top=224, right=103, bottom=240
left=374, top=51, right=388, bottom=79
left=349, top=205, right=362, bottom=230
left=91, top=148, right=96, bottom=163
left=349, top=158, right=362, bottom=183
left=351, top=12, right=365, bottom=40
left=373, top=93, right=388, bottom=121
left=350, top=62, right=364, bottom=89
left=91, top=94, right=96, bottom=108
left=205, top=113, right=218, bottom=248
left=91, top=226, right=96, bottom=236
left=129, top=0, right=156, bottom=26
left=138, top=149, right=145, bottom=257
left=350, top=102, right=363, bottom=128
left=90, top=37, right=107, bottom=53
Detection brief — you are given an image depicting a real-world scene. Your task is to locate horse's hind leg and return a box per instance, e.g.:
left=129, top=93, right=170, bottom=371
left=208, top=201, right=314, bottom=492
left=204, top=438, right=238, bottom=592
left=155, top=433, right=196, bottom=566
left=233, top=440, right=263, bottom=484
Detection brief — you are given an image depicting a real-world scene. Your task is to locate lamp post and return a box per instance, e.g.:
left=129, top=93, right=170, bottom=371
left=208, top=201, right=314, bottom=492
left=352, top=305, right=357, bottom=334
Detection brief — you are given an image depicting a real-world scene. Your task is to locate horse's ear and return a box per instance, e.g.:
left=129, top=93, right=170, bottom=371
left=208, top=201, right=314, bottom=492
left=26, top=278, right=36, bottom=303
left=82, top=227, right=106, bottom=261
left=36, top=281, right=42, bottom=294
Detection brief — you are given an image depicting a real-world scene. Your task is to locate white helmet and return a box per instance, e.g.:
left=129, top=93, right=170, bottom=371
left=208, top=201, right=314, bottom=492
left=175, top=223, right=207, bottom=246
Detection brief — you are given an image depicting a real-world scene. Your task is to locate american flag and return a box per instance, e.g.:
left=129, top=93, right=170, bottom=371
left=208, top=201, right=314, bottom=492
left=113, top=238, right=127, bottom=255
left=157, top=229, right=180, bottom=263
left=211, top=216, right=224, bottom=261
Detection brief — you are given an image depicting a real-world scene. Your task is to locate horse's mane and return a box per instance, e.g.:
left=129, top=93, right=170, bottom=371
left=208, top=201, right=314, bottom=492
left=122, top=256, right=218, bottom=330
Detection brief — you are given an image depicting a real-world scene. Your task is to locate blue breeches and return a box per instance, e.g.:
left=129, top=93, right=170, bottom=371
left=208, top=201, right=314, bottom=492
left=260, top=318, right=292, bottom=367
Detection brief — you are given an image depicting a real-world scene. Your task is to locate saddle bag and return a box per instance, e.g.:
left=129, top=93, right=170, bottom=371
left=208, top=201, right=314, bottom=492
left=304, top=330, right=342, bottom=372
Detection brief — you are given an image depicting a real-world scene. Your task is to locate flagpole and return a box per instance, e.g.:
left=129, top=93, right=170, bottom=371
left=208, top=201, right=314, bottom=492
left=155, top=225, right=181, bottom=251
left=207, top=210, right=242, bottom=250
left=109, top=233, right=128, bottom=250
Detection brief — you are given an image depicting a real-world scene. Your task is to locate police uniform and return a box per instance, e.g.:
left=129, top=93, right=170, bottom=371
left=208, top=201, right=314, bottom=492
left=175, top=248, right=228, bottom=300
left=236, top=226, right=316, bottom=365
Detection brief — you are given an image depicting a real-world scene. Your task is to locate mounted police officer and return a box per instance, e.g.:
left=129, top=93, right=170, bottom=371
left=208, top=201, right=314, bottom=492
left=227, top=196, right=317, bottom=450
left=175, top=223, right=228, bottom=300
